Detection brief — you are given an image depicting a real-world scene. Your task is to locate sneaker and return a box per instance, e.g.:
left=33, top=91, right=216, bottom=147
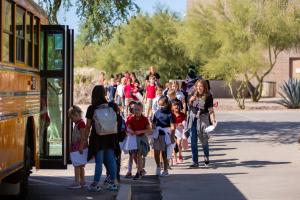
left=107, top=183, right=118, bottom=191
left=189, top=163, right=199, bottom=168
left=133, top=172, right=142, bottom=180
left=88, top=182, right=101, bottom=192
left=178, top=156, right=184, bottom=163
left=173, top=158, right=178, bottom=165
left=141, top=169, right=147, bottom=176
left=204, top=157, right=210, bottom=165
left=80, top=182, right=88, bottom=188
left=125, top=172, right=132, bottom=178
left=156, top=167, right=161, bottom=176
left=160, top=170, right=169, bottom=177
left=103, top=176, right=110, bottom=185
left=67, top=182, right=82, bottom=189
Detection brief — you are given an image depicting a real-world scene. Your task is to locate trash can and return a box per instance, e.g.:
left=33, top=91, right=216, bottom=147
left=262, top=81, right=276, bottom=97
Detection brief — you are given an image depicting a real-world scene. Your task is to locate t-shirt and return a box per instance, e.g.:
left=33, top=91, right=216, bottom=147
left=124, top=84, right=132, bottom=98
left=146, top=73, right=160, bottom=81
left=175, top=91, right=185, bottom=102
left=107, top=84, right=117, bottom=102
left=126, top=115, right=149, bottom=133
left=172, top=112, right=186, bottom=125
left=71, top=119, right=87, bottom=152
left=190, top=94, right=214, bottom=115
left=152, top=96, right=161, bottom=113
left=152, top=109, right=174, bottom=128
left=86, top=103, right=118, bottom=160
left=116, top=84, right=124, bottom=97
left=146, top=84, right=156, bottom=99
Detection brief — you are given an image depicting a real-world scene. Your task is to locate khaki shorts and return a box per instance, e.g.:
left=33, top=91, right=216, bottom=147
left=145, top=98, right=153, bottom=111
left=153, top=135, right=166, bottom=151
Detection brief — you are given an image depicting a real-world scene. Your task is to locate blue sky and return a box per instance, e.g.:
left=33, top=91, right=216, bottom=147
left=57, top=0, right=187, bottom=36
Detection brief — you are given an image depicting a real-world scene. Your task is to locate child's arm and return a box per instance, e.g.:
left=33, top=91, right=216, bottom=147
left=127, top=124, right=135, bottom=135
left=135, top=124, right=152, bottom=135
left=79, top=127, right=85, bottom=154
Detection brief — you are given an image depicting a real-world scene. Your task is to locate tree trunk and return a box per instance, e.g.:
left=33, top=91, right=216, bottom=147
left=228, top=82, right=246, bottom=110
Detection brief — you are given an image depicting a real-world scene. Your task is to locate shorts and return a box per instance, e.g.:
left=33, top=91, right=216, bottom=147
left=125, top=98, right=133, bottom=106
left=146, top=98, right=154, bottom=111
left=153, top=135, right=166, bottom=151
left=70, top=148, right=88, bottom=167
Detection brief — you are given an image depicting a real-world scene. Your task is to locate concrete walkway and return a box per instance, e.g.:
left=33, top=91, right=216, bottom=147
left=160, top=110, right=300, bottom=200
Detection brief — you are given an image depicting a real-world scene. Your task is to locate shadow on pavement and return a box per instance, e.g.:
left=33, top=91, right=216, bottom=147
left=160, top=173, right=247, bottom=200
left=213, top=121, right=300, bottom=144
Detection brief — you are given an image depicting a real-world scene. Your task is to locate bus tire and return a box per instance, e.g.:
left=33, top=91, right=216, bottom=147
left=17, top=130, right=31, bottom=199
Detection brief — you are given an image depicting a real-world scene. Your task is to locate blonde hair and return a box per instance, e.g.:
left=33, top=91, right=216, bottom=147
left=170, top=80, right=180, bottom=90
left=167, top=89, right=176, bottom=97
left=68, top=105, right=82, bottom=117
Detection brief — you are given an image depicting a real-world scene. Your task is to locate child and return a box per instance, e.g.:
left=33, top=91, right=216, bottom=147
left=107, top=78, right=117, bottom=103
left=115, top=77, right=126, bottom=114
left=167, top=89, right=184, bottom=112
left=152, top=85, right=164, bottom=114
left=152, top=96, right=175, bottom=177
left=124, top=78, right=134, bottom=118
left=124, top=101, right=138, bottom=178
left=126, top=102, right=152, bottom=180
left=68, top=105, right=88, bottom=189
left=171, top=81, right=186, bottom=114
left=171, top=102, right=186, bottom=164
left=144, top=76, right=156, bottom=118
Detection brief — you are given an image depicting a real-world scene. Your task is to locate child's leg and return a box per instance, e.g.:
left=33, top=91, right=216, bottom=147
left=136, top=152, right=142, bottom=173
left=79, top=165, right=85, bottom=185
left=162, top=151, right=168, bottom=171
left=154, top=150, right=161, bottom=167
left=74, top=166, right=80, bottom=183
left=178, top=139, right=183, bottom=158
left=173, top=148, right=177, bottom=162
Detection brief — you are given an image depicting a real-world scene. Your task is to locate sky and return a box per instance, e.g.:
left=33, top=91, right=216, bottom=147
left=57, top=0, right=187, bottom=37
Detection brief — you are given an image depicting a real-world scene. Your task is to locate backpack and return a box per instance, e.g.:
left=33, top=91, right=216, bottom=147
left=93, top=104, right=118, bottom=136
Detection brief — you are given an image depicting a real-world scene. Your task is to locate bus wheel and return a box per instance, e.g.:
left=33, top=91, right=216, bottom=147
left=17, top=131, right=31, bottom=199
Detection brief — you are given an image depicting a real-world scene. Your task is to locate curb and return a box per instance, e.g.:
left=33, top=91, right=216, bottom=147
left=116, top=184, right=132, bottom=200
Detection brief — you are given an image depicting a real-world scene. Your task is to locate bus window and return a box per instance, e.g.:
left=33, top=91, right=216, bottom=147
left=34, top=18, right=39, bottom=69
left=26, top=12, right=33, bottom=67
left=16, top=6, right=25, bottom=63
left=3, top=0, right=14, bottom=63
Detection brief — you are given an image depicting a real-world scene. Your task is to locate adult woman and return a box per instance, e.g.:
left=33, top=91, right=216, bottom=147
left=188, top=80, right=216, bottom=168
left=85, top=85, right=118, bottom=191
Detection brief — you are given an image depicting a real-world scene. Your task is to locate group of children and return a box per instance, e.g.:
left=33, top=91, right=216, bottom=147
left=67, top=70, right=208, bottom=190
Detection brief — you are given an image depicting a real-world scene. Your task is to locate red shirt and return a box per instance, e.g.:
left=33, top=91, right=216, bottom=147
left=126, top=115, right=149, bottom=132
left=124, top=84, right=132, bottom=98
left=172, top=112, right=186, bottom=124
left=146, top=84, right=156, bottom=99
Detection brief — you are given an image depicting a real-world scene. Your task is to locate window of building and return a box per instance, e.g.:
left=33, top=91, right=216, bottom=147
left=26, top=12, right=33, bottom=67
left=3, top=0, right=14, bottom=63
left=34, top=18, right=39, bottom=69
left=16, top=6, right=25, bottom=63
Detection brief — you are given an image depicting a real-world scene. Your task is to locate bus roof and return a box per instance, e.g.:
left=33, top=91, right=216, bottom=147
left=15, top=0, right=49, bottom=24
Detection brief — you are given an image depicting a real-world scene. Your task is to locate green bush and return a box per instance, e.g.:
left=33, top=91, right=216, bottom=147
left=278, top=79, right=300, bottom=109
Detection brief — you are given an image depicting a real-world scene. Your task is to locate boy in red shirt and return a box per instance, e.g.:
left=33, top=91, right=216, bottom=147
left=126, top=102, right=152, bottom=180
left=144, top=76, right=156, bottom=118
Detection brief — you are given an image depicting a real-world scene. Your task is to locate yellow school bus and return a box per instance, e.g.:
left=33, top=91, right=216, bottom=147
left=0, top=0, right=74, bottom=197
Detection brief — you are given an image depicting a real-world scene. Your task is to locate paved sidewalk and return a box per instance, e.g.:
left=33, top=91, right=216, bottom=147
left=160, top=111, right=300, bottom=200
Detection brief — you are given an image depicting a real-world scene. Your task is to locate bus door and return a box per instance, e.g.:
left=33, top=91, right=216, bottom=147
left=39, top=25, right=74, bottom=169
